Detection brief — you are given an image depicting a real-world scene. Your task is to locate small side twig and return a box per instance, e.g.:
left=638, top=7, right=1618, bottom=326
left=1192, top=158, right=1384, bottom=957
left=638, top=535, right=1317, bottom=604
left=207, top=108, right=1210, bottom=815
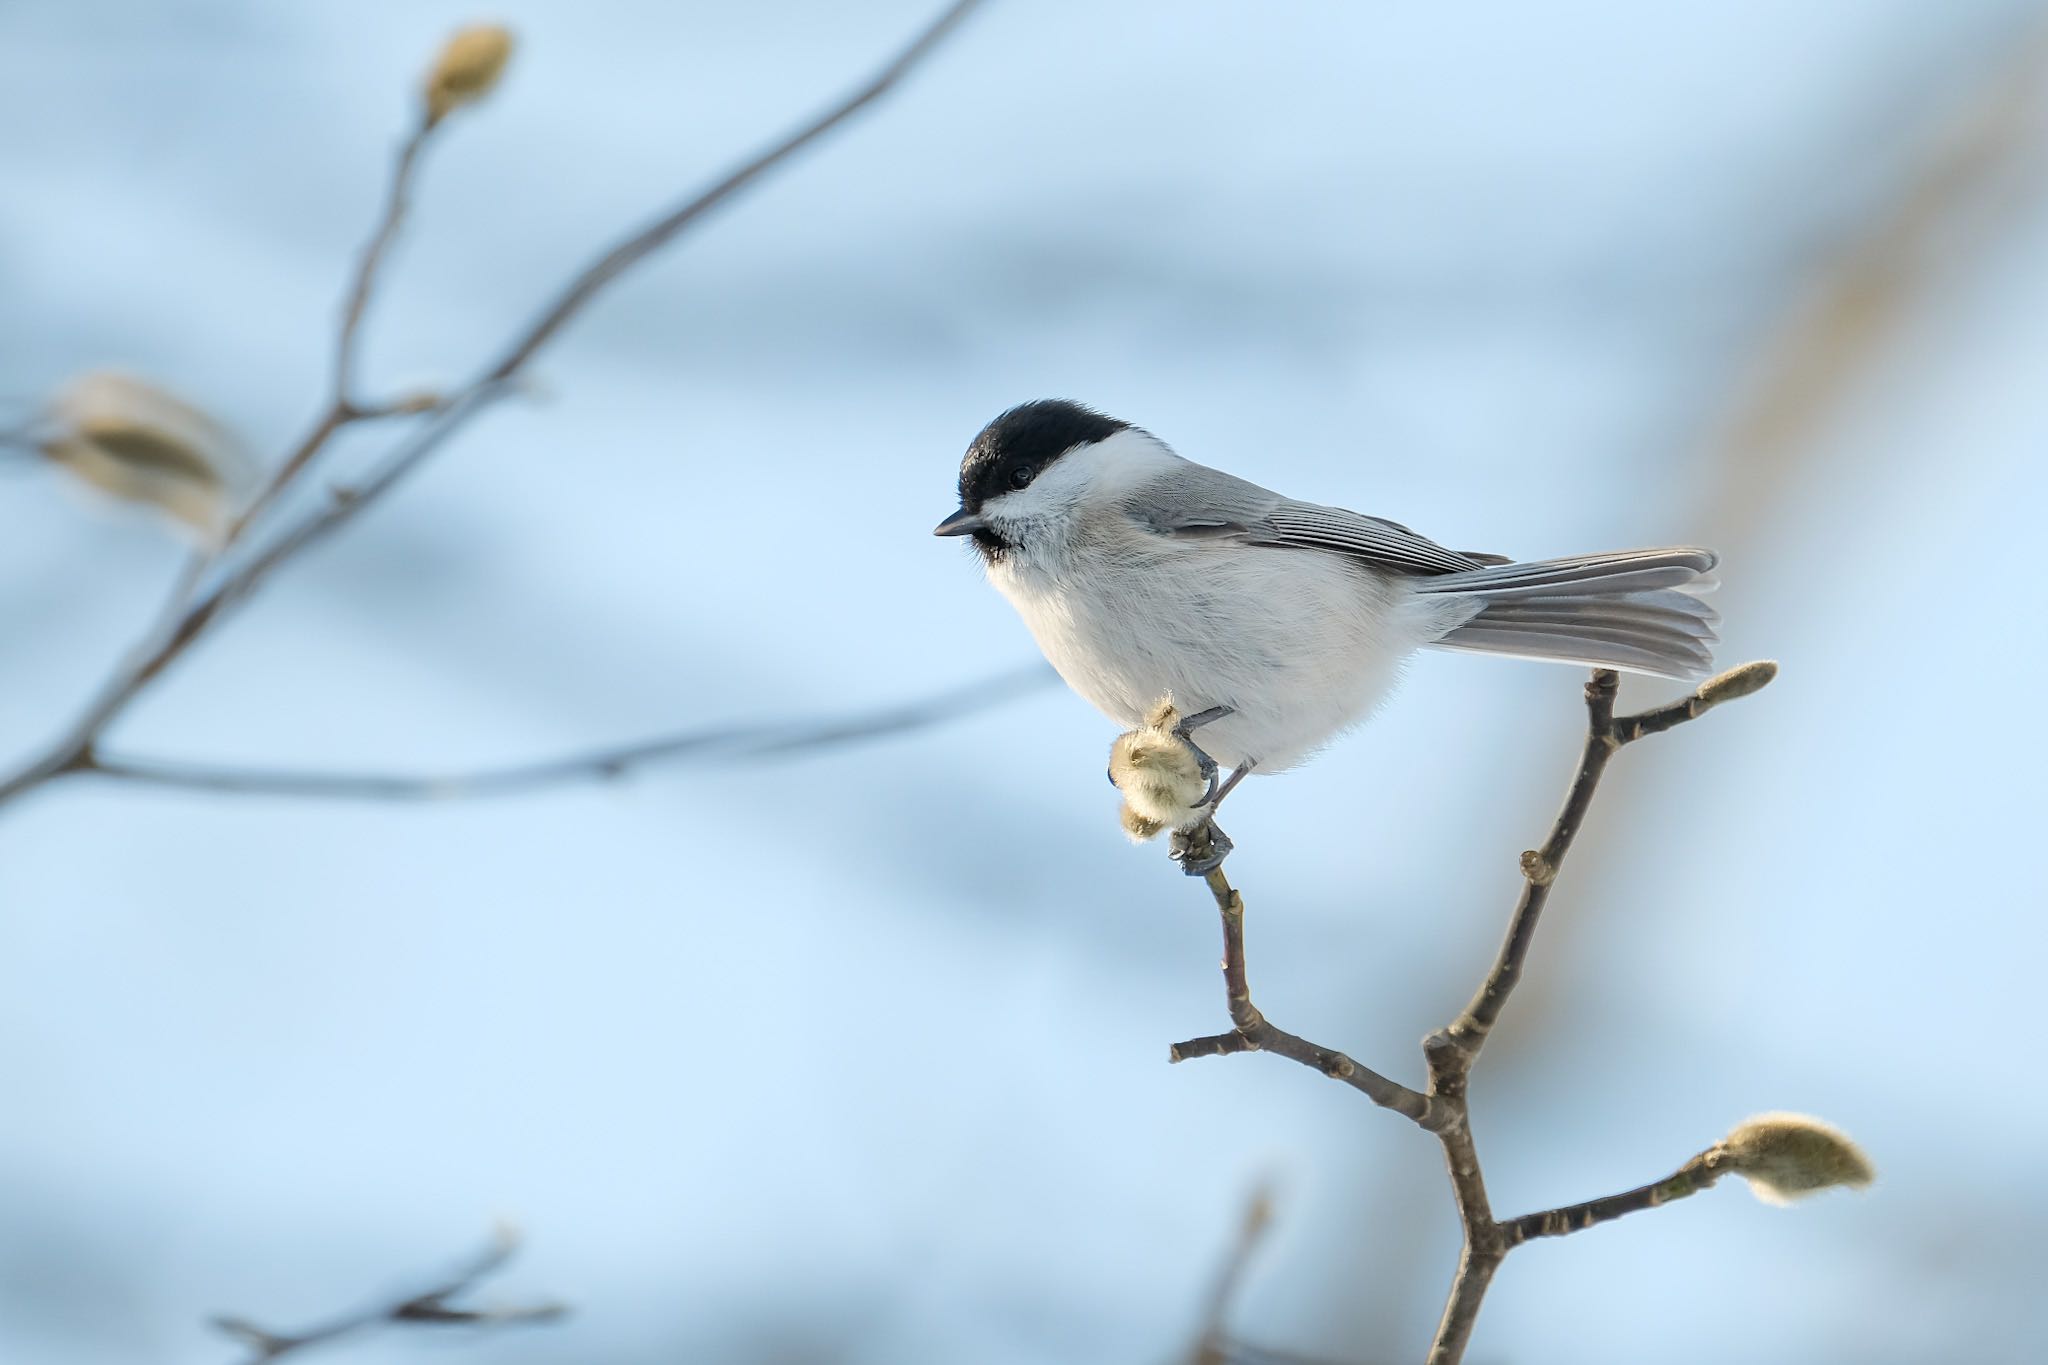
left=333, top=120, right=431, bottom=407
left=197, top=0, right=991, bottom=607
left=74, top=664, right=1050, bottom=802
left=1499, top=1149, right=1728, bottom=1248
left=1168, top=856, right=1434, bottom=1126
left=1188, top=1183, right=1275, bottom=1365
left=211, top=1228, right=564, bottom=1363
left=208, top=117, right=436, bottom=555
left=1165, top=661, right=1779, bottom=1365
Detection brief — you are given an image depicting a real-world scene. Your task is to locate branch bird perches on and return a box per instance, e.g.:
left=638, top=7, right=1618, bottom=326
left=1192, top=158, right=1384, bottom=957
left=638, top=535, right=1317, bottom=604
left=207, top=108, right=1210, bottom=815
left=1159, top=662, right=1863, bottom=1364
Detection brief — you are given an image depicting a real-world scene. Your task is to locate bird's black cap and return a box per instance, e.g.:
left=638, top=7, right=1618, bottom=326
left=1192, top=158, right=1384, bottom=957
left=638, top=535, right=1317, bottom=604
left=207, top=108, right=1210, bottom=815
left=955, top=399, right=1129, bottom=513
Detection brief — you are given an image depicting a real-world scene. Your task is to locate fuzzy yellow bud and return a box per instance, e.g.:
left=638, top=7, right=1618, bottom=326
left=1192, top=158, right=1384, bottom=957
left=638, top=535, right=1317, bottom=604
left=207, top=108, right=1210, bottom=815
left=1717, top=1112, right=1873, bottom=1205
left=37, top=371, right=254, bottom=543
left=1108, top=700, right=1212, bottom=842
left=424, top=24, right=515, bottom=125
left=1696, top=660, right=1779, bottom=709
left=1120, top=804, right=1168, bottom=842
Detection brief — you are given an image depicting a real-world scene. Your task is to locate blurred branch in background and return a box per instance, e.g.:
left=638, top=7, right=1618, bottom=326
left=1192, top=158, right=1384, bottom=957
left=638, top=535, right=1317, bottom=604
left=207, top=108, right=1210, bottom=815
left=1515, top=10, right=2048, bottom=1042
left=211, top=1228, right=564, bottom=1363
left=0, top=0, right=989, bottom=817
left=1155, top=663, right=1873, bottom=1365
left=1181, top=1185, right=1357, bottom=1365
left=75, top=664, right=1051, bottom=802
left=1186, top=1183, right=1276, bottom=1365
left=1701, top=15, right=2048, bottom=530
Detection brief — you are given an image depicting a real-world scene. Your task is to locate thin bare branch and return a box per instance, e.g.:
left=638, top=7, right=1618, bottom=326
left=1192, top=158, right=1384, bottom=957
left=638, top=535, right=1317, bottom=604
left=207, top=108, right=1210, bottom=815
left=1436, top=661, right=1779, bottom=1064
left=1500, top=1150, right=1727, bottom=1248
left=1161, top=662, right=1779, bottom=1365
left=1421, top=1244, right=1500, bottom=1365
left=208, top=118, right=439, bottom=557
left=1188, top=1183, right=1276, bottom=1365
left=1418, top=663, right=1773, bottom=1363
left=1438, top=670, right=1621, bottom=1057
left=335, top=120, right=433, bottom=406
left=1168, top=856, right=1435, bottom=1126
left=211, top=1228, right=564, bottom=1363
left=484, top=0, right=984, bottom=381
left=1204, top=1344, right=1362, bottom=1365
left=193, top=0, right=990, bottom=641
left=75, top=665, right=1050, bottom=801
left=0, top=0, right=989, bottom=816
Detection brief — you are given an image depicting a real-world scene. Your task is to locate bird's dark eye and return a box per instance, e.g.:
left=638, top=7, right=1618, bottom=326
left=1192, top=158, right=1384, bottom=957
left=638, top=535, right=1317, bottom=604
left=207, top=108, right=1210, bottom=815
left=1008, top=464, right=1036, bottom=490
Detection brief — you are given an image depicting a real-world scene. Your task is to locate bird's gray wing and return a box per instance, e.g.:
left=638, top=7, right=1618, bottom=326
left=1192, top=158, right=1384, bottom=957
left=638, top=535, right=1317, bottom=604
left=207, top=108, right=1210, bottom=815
left=1123, top=462, right=1506, bottom=576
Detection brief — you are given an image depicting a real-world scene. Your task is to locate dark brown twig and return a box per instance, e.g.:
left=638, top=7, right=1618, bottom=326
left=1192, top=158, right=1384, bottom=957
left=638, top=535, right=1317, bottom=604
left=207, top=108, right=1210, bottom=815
left=0, top=0, right=988, bottom=818
left=1499, top=1149, right=1728, bottom=1248
left=74, top=664, right=1050, bottom=801
left=210, top=1228, right=564, bottom=1363
left=1436, top=671, right=1622, bottom=1059
left=1166, top=662, right=1778, bottom=1365
left=1168, top=860, right=1434, bottom=1125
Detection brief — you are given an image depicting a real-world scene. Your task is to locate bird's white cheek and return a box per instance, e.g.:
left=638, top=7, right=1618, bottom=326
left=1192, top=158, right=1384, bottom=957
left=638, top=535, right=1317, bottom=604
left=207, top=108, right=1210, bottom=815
left=979, top=485, right=1052, bottom=522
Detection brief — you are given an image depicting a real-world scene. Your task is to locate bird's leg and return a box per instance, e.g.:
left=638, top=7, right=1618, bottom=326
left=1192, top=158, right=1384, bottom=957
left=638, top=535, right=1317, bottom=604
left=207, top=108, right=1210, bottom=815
left=1204, top=759, right=1256, bottom=813
left=1157, top=709, right=1250, bottom=876
left=1171, top=705, right=1233, bottom=803
left=1173, top=704, right=1234, bottom=737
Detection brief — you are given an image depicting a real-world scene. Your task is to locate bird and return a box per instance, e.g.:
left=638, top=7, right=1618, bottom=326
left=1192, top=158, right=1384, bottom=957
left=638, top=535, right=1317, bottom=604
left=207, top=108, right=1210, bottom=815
left=935, top=399, right=1718, bottom=869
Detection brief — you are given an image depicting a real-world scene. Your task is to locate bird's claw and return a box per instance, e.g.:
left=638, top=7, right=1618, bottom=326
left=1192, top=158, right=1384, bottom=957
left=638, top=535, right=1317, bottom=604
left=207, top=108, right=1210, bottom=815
left=1173, top=704, right=1233, bottom=741
left=1170, top=821, right=1233, bottom=876
left=1171, top=704, right=1230, bottom=795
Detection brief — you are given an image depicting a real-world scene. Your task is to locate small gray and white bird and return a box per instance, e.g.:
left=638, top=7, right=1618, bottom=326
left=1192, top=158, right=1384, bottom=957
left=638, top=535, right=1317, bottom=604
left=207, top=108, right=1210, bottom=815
left=936, top=400, right=1718, bottom=846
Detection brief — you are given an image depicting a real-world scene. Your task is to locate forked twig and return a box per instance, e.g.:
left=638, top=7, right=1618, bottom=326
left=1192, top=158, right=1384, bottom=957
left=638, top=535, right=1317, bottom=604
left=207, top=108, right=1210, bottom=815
left=1167, top=662, right=1778, bottom=1364
left=0, top=0, right=989, bottom=819
left=211, top=1228, right=563, bottom=1363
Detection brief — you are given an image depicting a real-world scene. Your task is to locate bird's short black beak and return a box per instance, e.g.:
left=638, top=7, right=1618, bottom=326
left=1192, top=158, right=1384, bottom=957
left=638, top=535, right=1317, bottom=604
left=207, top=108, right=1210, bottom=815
left=933, top=507, right=987, bottom=537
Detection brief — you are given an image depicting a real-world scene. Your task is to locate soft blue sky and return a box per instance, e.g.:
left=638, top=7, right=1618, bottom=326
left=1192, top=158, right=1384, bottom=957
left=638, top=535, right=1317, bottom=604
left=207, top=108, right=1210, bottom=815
left=3, top=3, right=2045, bottom=1362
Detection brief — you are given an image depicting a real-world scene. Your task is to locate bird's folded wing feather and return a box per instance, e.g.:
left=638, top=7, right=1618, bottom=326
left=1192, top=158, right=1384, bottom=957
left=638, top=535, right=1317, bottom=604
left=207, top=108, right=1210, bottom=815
left=1124, top=464, right=1505, bottom=576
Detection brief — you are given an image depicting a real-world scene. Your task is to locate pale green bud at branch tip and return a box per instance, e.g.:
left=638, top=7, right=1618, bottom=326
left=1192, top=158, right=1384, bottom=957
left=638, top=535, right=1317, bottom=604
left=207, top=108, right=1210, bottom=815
left=35, top=371, right=255, bottom=545
left=1716, top=1111, right=1873, bottom=1205
left=424, top=24, right=515, bottom=126
left=1695, top=659, right=1779, bottom=709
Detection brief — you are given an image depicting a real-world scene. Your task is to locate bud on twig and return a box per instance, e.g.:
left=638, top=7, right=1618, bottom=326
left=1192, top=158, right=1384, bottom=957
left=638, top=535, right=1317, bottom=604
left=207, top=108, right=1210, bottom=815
left=424, top=24, right=515, bottom=126
left=1121, top=805, right=1168, bottom=842
left=1716, top=1111, right=1873, bottom=1205
left=1695, top=660, right=1778, bottom=710
left=1109, top=699, right=1212, bottom=842
left=36, top=371, right=254, bottom=543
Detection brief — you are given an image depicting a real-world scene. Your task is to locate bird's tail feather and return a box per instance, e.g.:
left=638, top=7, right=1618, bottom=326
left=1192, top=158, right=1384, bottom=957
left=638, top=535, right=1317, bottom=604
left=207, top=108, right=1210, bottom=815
left=1418, top=548, right=1720, bottom=680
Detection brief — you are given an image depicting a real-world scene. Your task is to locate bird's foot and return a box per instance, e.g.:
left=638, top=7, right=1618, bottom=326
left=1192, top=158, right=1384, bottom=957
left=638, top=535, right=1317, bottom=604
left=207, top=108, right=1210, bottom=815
left=1170, top=820, right=1234, bottom=876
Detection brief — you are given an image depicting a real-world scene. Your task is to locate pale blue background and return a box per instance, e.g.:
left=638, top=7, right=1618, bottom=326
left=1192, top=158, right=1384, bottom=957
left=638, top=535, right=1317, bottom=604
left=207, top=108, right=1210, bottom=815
left=2, top=2, right=2045, bottom=1362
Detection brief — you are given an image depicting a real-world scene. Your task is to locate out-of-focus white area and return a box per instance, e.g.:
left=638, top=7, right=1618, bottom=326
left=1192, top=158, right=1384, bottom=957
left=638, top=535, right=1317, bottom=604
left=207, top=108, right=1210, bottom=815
left=3, top=1, right=2045, bottom=1362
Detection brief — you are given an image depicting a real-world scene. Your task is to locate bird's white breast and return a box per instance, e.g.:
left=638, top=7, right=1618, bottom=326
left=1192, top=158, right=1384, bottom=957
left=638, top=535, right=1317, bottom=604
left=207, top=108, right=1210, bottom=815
left=988, top=522, right=1428, bottom=772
